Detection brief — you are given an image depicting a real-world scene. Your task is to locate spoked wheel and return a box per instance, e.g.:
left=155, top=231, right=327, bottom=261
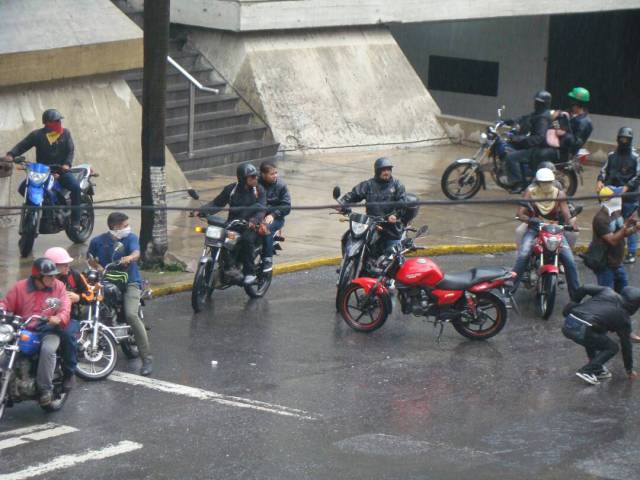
left=339, top=283, right=389, bottom=332
left=536, top=273, right=557, bottom=320
left=191, top=261, right=213, bottom=313
left=76, top=332, right=118, bottom=380
left=441, top=162, right=482, bottom=200
left=244, top=255, right=272, bottom=299
left=335, top=258, right=356, bottom=311
left=555, top=169, right=578, bottom=197
left=66, top=196, right=94, bottom=243
left=452, top=292, right=507, bottom=340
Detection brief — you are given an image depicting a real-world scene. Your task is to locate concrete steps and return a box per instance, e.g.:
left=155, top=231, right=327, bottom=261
left=114, top=1, right=279, bottom=172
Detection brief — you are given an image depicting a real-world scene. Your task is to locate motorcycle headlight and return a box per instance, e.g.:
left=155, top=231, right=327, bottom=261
left=205, top=226, right=225, bottom=240
left=479, top=132, right=488, bottom=144
left=0, top=324, right=15, bottom=344
left=543, top=235, right=563, bottom=251
left=28, top=170, right=49, bottom=185
left=350, top=221, right=369, bottom=237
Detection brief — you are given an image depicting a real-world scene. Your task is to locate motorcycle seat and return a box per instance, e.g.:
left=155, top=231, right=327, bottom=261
left=437, top=267, right=510, bottom=290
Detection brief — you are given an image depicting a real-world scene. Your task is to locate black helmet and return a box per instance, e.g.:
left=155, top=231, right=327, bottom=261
left=31, top=257, right=59, bottom=278
left=400, top=193, right=420, bottom=225
left=617, top=127, right=633, bottom=140
left=621, top=286, right=640, bottom=314
left=533, top=90, right=552, bottom=111
left=236, top=163, right=258, bottom=183
left=374, top=157, right=393, bottom=174
left=617, top=127, right=633, bottom=151
left=537, top=161, right=557, bottom=172
left=42, top=109, right=63, bottom=124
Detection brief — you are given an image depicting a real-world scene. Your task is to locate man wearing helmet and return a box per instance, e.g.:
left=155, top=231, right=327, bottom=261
left=557, top=87, right=593, bottom=158
left=201, top=163, right=267, bottom=284
left=3, top=109, right=83, bottom=231
left=596, top=127, right=640, bottom=264
left=504, top=90, right=554, bottom=192
left=0, top=258, right=71, bottom=406
left=339, top=157, right=407, bottom=251
left=561, top=285, right=640, bottom=385
left=44, top=247, right=87, bottom=391
left=512, top=167, right=580, bottom=298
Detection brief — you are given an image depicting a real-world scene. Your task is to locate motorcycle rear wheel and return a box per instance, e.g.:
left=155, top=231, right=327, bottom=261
left=441, top=162, right=482, bottom=200
left=452, top=292, right=507, bottom=340
left=41, top=391, right=68, bottom=412
left=244, top=255, right=272, bottom=299
left=76, top=332, right=118, bottom=380
left=556, top=169, right=578, bottom=197
left=536, top=273, right=557, bottom=320
left=120, top=339, right=139, bottom=359
left=65, top=196, right=94, bottom=243
left=339, top=283, right=389, bottom=332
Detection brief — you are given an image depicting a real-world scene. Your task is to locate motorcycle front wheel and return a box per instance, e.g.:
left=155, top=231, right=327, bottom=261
left=18, top=207, right=40, bottom=258
left=335, top=257, right=356, bottom=311
left=536, top=273, right=557, bottom=320
left=191, top=259, right=214, bottom=313
left=441, top=161, right=483, bottom=200
left=65, top=195, right=94, bottom=243
left=452, top=292, right=507, bottom=340
left=76, top=331, right=118, bottom=380
left=339, top=283, right=389, bottom=332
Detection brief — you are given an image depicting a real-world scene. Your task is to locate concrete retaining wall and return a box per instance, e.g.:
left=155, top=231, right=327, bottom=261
left=0, top=75, right=189, bottom=209
left=189, top=27, right=447, bottom=150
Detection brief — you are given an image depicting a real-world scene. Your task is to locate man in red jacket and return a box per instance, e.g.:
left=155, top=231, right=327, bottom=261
left=0, top=258, right=70, bottom=406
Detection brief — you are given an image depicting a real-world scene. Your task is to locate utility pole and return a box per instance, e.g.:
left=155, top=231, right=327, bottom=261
left=140, top=0, right=170, bottom=266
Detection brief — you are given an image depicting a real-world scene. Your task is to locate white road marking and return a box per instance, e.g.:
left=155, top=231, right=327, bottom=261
left=0, top=425, right=78, bottom=451
left=0, top=440, right=143, bottom=480
left=108, top=370, right=318, bottom=420
left=0, top=423, right=61, bottom=438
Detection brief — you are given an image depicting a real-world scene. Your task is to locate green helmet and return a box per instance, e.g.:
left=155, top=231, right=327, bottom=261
left=568, top=87, right=590, bottom=103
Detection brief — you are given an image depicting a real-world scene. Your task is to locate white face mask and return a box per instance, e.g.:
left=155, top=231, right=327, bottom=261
left=110, top=226, right=131, bottom=240
left=539, top=182, right=555, bottom=195
left=602, top=197, right=622, bottom=215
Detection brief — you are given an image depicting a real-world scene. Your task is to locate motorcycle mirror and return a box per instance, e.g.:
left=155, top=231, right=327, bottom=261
left=416, top=225, right=429, bottom=237
left=332, top=186, right=341, bottom=200
left=187, top=189, right=200, bottom=200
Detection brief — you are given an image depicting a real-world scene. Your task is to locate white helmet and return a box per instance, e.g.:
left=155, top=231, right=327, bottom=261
left=535, top=167, right=555, bottom=183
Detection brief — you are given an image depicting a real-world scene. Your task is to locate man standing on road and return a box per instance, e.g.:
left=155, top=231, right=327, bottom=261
left=562, top=285, right=640, bottom=385
left=88, top=212, right=153, bottom=376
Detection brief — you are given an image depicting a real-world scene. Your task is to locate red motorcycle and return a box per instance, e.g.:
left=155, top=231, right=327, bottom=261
left=339, top=226, right=515, bottom=340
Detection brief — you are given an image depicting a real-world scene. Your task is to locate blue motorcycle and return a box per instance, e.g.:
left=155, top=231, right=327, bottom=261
left=13, top=156, right=97, bottom=257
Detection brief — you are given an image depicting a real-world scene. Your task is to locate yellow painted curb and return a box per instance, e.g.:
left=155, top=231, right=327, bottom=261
left=150, top=242, right=558, bottom=298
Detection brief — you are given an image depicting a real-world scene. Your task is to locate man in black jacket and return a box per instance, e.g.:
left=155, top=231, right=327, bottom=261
left=559, top=87, right=593, bottom=158
left=562, top=284, right=640, bottom=385
left=596, top=127, right=640, bottom=264
left=339, top=157, right=407, bottom=251
left=3, top=109, right=82, bottom=230
left=504, top=91, right=554, bottom=192
left=202, top=163, right=266, bottom=284
left=258, top=161, right=291, bottom=273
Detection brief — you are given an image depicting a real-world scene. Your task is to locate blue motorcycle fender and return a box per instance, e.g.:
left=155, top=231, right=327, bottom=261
left=345, top=238, right=364, bottom=259
left=27, top=186, right=44, bottom=206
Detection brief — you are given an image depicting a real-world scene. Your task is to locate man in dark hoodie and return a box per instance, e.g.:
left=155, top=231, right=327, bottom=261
left=562, top=284, right=640, bottom=385
left=202, top=163, right=266, bottom=284
left=258, top=161, right=291, bottom=274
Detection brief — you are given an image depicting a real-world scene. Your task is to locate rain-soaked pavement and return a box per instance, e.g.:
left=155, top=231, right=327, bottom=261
left=2, top=254, right=640, bottom=479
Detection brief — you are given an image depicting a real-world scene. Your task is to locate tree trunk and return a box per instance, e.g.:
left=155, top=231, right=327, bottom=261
left=140, top=0, right=170, bottom=266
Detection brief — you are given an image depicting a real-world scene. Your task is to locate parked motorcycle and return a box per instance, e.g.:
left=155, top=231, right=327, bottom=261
left=12, top=156, right=97, bottom=257
left=75, top=245, right=151, bottom=380
left=338, top=226, right=515, bottom=340
left=518, top=219, right=576, bottom=320
left=189, top=190, right=276, bottom=313
left=0, top=299, right=68, bottom=420
left=440, top=107, right=588, bottom=200
left=332, top=186, right=418, bottom=310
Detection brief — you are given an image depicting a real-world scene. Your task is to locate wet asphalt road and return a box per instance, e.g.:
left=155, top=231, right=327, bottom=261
left=2, top=254, right=640, bottom=479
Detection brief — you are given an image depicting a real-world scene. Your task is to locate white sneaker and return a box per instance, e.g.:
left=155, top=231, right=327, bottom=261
left=596, top=366, right=612, bottom=380
left=576, top=372, right=599, bottom=385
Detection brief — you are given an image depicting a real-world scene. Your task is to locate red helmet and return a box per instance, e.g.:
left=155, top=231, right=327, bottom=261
left=31, top=258, right=60, bottom=278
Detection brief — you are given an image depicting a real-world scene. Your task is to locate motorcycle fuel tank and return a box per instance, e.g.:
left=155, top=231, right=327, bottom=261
left=396, top=257, right=444, bottom=287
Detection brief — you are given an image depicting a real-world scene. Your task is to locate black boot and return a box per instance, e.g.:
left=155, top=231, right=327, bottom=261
left=140, top=358, right=153, bottom=376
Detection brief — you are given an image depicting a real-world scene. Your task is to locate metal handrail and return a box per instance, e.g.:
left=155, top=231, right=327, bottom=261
left=167, top=55, right=219, bottom=158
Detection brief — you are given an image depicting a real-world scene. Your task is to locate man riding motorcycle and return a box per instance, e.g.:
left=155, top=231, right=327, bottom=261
left=504, top=91, right=554, bottom=192
left=3, top=109, right=82, bottom=232
left=258, top=161, right=291, bottom=274
left=558, top=87, right=593, bottom=159
left=338, top=157, right=407, bottom=252
left=512, top=167, right=580, bottom=299
left=0, top=258, right=70, bottom=406
left=201, top=163, right=267, bottom=284
left=596, top=127, right=640, bottom=264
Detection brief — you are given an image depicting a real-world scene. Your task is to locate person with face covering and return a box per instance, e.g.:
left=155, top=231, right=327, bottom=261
left=87, top=212, right=153, bottom=376
left=596, top=128, right=640, bottom=264
left=562, top=285, right=640, bottom=385
left=511, top=167, right=580, bottom=298
left=339, top=157, right=407, bottom=252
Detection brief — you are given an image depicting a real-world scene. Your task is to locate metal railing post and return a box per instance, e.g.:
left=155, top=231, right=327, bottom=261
left=188, top=83, right=195, bottom=158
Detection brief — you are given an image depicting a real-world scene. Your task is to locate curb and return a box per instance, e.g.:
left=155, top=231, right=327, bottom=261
left=150, top=242, right=590, bottom=298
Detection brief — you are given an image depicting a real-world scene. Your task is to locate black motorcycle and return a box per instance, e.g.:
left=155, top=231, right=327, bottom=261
left=11, top=156, right=97, bottom=257
left=332, top=186, right=419, bottom=310
left=189, top=190, right=277, bottom=313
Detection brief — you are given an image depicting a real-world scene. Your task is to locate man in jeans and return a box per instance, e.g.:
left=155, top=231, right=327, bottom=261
left=562, top=285, right=640, bottom=385
left=88, top=212, right=153, bottom=376
left=258, top=161, right=291, bottom=273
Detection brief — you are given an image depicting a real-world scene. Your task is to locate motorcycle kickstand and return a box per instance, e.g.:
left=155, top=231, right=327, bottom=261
left=434, top=321, right=445, bottom=344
